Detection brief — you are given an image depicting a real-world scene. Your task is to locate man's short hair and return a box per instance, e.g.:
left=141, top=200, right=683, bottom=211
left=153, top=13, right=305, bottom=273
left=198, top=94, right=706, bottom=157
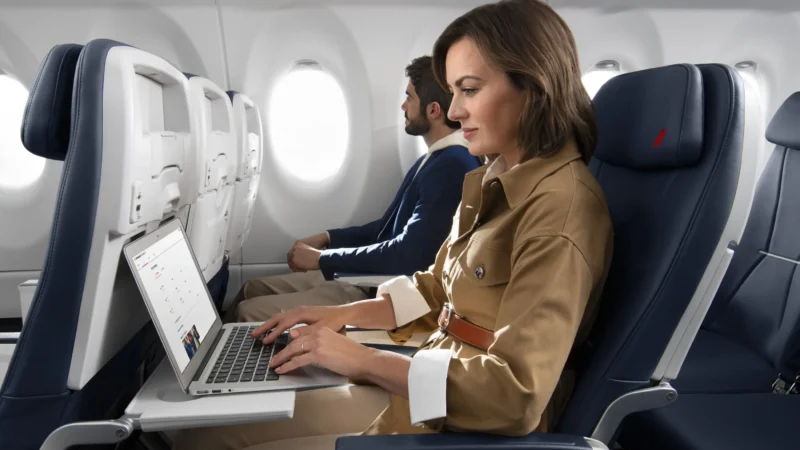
left=405, top=56, right=461, bottom=130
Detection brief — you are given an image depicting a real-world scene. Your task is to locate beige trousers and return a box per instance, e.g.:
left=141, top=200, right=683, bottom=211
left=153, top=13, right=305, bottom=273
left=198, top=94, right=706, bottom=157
left=228, top=271, right=371, bottom=322
left=171, top=385, right=390, bottom=450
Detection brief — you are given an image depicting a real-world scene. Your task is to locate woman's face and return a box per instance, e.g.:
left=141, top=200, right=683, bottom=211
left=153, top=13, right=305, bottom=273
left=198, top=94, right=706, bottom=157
left=445, top=38, right=526, bottom=165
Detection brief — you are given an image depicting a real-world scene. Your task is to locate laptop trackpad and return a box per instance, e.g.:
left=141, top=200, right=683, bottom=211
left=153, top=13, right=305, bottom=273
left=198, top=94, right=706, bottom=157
left=274, top=364, right=349, bottom=389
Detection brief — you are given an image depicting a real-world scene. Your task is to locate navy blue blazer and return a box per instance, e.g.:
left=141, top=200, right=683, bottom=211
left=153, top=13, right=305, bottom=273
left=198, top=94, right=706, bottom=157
left=318, top=145, right=481, bottom=280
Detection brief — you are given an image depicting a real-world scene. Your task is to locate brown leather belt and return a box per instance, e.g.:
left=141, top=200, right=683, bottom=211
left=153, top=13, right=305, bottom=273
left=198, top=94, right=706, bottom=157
left=437, top=303, right=494, bottom=351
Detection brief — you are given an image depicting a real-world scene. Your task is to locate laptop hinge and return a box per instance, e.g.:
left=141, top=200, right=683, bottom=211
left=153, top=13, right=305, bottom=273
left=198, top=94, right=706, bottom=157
left=193, top=328, right=225, bottom=382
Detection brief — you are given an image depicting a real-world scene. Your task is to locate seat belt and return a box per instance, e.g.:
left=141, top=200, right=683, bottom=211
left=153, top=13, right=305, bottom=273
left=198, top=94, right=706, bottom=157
left=772, top=373, right=799, bottom=394
left=772, top=350, right=800, bottom=395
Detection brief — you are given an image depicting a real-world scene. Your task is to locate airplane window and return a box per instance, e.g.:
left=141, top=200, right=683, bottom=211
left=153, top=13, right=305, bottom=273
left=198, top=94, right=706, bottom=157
left=0, top=74, right=44, bottom=189
left=268, top=64, right=349, bottom=183
left=582, top=70, right=620, bottom=99
left=582, top=60, right=622, bottom=99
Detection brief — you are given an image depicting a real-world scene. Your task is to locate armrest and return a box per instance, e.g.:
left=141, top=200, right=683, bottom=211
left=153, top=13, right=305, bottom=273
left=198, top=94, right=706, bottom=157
left=345, top=325, right=381, bottom=332
left=336, top=433, right=608, bottom=450
left=334, top=272, right=400, bottom=287
left=362, top=343, right=417, bottom=357
left=0, top=332, right=20, bottom=344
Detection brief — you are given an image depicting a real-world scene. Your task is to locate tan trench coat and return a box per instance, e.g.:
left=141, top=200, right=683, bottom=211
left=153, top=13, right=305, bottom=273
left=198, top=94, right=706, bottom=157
left=363, top=139, right=614, bottom=436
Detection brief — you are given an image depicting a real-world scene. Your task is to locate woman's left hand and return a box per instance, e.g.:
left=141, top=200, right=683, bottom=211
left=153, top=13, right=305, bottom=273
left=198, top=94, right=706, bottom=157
left=270, top=326, right=375, bottom=378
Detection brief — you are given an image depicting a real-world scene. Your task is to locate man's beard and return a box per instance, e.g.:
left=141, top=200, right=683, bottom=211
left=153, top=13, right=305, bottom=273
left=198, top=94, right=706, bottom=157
left=405, top=113, right=430, bottom=136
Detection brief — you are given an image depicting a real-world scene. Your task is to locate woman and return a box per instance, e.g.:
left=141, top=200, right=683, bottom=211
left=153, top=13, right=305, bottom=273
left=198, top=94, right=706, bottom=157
left=174, top=0, right=612, bottom=448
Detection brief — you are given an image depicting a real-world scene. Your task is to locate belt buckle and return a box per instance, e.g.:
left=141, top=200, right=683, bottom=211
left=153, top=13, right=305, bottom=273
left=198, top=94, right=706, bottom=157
left=440, top=304, right=453, bottom=332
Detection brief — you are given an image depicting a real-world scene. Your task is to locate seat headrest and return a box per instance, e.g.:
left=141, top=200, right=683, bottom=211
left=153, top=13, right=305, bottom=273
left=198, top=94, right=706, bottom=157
left=21, top=43, right=83, bottom=161
left=766, top=92, right=800, bottom=149
left=593, top=64, right=705, bottom=170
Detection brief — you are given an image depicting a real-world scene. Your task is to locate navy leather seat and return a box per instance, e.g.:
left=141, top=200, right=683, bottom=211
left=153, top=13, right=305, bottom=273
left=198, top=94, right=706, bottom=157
left=337, top=64, right=750, bottom=450
left=0, top=41, right=150, bottom=450
left=618, top=92, right=800, bottom=450
left=556, top=64, right=748, bottom=441
left=673, top=329, right=776, bottom=393
left=622, top=393, right=797, bottom=450
left=693, top=92, right=800, bottom=389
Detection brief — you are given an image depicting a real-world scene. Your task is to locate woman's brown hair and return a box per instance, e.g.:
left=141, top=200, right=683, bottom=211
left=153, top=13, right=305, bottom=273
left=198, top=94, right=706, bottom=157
left=432, top=0, right=597, bottom=163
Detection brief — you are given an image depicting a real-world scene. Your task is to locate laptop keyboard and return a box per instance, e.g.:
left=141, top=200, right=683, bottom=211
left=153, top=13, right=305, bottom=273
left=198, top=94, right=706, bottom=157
left=206, top=325, right=285, bottom=384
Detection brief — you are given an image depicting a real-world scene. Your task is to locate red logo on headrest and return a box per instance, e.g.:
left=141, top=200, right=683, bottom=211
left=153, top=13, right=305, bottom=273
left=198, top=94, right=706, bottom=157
left=653, top=129, right=667, bottom=147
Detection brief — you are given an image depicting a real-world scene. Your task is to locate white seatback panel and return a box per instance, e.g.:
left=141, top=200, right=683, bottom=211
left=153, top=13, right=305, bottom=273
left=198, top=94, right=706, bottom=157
left=107, top=56, right=196, bottom=236
left=226, top=174, right=259, bottom=256
left=231, top=93, right=263, bottom=180
left=226, top=92, right=263, bottom=256
left=69, top=46, right=196, bottom=389
left=189, top=184, right=233, bottom=281
left=188, top=77, right=236, bottom=195
left=186, top=76, right=236, bottom=280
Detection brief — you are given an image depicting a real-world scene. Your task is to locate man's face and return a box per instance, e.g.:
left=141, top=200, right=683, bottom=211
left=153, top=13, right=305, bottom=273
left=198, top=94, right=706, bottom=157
left=401, top=81, right=430, bottom=136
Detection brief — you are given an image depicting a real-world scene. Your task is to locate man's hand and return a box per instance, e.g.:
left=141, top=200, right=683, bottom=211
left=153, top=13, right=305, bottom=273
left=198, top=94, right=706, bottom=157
left=299, top=232, right=329, bottom=250
left=287, top=233, right=328, bottom=272
left=288, top=242, right=322, bottom=272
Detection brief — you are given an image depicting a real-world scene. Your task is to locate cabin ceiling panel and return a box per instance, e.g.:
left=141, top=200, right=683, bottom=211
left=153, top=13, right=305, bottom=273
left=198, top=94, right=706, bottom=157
left=552, top=0, right=800, bottom=9
left=0, top=5, right=226, bottom=87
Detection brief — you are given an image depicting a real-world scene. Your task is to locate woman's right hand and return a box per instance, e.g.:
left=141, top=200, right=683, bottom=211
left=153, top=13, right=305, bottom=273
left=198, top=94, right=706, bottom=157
left=250, top=305, right=351, bottom=344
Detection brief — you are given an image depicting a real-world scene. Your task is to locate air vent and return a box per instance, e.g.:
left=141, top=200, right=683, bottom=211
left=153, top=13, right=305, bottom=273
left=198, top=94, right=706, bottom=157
left=735, top=60, right=757, bottom=71
left=594, top=60, right=620, bottom=71
left=292, top=59, right=323, bottom=71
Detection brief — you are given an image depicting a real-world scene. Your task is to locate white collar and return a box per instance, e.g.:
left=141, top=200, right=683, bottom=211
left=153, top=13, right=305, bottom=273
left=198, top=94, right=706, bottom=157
left=426, top=130, right=469, bottom=155
left=482, top=155, right=510, bottom=184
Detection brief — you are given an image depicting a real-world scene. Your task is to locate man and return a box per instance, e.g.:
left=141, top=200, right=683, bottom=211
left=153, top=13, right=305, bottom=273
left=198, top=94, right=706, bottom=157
left=230, top=56, right=480, bottom=322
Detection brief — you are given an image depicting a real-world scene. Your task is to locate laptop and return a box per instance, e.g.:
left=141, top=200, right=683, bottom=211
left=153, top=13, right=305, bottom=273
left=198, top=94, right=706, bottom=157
left=123, top=218, right=348, bottom=396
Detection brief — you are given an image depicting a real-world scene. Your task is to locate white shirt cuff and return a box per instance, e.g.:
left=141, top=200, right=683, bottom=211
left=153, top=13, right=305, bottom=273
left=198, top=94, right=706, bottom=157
left=377, top=276, right=431, bottom=327
left=408, top=348, right=452, bottom=425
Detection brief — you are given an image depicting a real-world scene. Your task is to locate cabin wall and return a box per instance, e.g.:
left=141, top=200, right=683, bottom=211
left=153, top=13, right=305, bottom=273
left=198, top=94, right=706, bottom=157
left=0, top=2, right=799, bottom=317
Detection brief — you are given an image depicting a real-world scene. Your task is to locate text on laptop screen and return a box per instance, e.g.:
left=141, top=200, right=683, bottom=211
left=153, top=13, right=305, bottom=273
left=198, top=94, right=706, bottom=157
left=133, top=228, right=216, bottom=372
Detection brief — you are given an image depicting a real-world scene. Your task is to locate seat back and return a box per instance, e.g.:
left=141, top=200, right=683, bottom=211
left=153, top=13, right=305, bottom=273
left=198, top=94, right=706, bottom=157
left=703, top=92, right=800, bottom=377
left=557, top=64, right=757, bottom=440
left=225, top=91, right=263, bottom=258
left=0, top=39, right=197, bottom=449
left=185, top=75, right=235, bottom=283
left=0, top=42, right=91, bottom=450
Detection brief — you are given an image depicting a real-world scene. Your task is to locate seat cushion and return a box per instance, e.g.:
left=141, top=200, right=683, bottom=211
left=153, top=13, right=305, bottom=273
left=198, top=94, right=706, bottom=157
left=673, top=329, right=777, bottom=393
left=620, top=393, right=799, bottom=450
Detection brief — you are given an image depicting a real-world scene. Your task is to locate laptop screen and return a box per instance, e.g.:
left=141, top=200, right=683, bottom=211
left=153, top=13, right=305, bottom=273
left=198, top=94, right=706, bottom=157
left=132, top=227, right=217, bottom=372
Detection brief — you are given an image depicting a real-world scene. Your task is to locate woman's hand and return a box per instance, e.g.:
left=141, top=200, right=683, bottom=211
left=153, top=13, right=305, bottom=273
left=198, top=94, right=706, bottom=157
left=251, top=296, right=400, bottom=345
left=270, top=327, right=376, bottom=378
left=250, top=305, right=351, bottom=344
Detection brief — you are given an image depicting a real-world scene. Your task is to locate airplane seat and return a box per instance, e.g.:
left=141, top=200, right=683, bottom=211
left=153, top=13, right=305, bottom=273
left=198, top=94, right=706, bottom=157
left=184, top=74, right=236, bottom=312
left=697, top=92, right=800, bottom=387
left=337, top=64, right=755, bottom=450
left=224, top=91, right=263, bottom=261
left=0, top=40, right=149, bottom=449
left=1, top=38, right=202, bottom=449
left=553, top=63, right=755, bottom=441
left=617, top=92, right=800, bottom=450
